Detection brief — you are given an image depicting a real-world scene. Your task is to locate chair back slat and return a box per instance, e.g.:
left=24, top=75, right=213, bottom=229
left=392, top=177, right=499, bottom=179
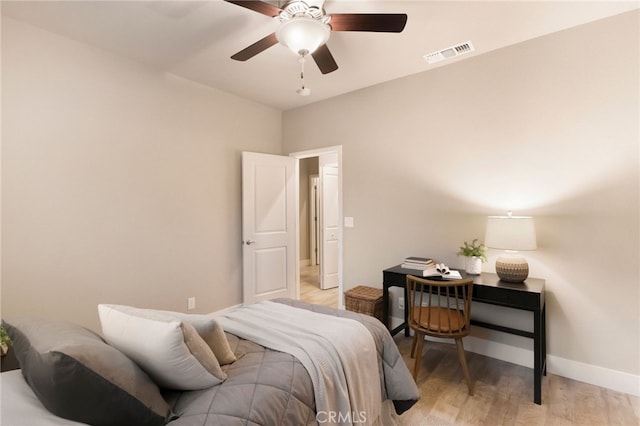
left=406, top=275, right=474, bottom=338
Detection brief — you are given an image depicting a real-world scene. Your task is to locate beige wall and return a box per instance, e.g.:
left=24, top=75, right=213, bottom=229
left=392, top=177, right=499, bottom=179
left=283, top=10, right=639, bottom=377
left=1, top=17, right=282, bottom=331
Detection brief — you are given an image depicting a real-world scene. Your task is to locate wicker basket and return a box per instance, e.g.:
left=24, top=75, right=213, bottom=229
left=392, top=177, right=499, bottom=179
left=345, top=285, right=383, bottom=321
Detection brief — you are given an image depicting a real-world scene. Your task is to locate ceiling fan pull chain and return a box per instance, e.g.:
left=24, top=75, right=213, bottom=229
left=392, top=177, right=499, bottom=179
left=296, top=52, right=311, bottom=96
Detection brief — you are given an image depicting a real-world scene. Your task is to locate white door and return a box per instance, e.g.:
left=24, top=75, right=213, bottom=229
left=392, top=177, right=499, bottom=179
left=320, top=165, right=339, bottom=289
left=242, top=152, right=297, bottom=304
left=309, top=176, right=319, bottom=266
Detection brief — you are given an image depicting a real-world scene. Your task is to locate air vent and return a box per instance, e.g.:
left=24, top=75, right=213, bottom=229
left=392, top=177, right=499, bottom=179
left=424, top=41, right=475, bottom=65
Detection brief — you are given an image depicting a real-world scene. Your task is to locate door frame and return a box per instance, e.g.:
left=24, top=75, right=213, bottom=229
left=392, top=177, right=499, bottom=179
left=290, top=146, right=344, bottom=308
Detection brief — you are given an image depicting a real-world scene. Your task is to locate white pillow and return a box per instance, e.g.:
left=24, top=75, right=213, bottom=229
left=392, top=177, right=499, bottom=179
left=98, top=304, right=226, bottom=390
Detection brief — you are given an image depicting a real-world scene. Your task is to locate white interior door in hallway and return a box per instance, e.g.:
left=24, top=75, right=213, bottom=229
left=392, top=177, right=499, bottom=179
left=320, top=164, right=339, bottom=289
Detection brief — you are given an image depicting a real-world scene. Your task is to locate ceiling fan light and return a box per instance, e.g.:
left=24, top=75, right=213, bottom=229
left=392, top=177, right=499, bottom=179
left=276, top=17, right=330, bottom=56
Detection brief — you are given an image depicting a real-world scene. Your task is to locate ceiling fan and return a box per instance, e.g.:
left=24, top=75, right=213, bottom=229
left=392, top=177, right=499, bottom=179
left=224, top=0, right=408, bottom=75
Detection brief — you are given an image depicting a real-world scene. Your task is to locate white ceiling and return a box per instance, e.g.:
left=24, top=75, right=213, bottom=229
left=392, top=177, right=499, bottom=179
left=2, top=1, right=638, bottom=111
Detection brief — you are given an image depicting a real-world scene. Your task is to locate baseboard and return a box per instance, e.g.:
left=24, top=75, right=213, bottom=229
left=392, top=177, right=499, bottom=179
left=547, top=354, right=640, bottom=397
left=390, top=316, right=404, bottom=331
left=464, top=336, right=639, bottom=397
left=211, top=304, right=242, bottom=316
left=390, top=316, right=640, bottom=397
left=463, top=335, right=534, bottom=368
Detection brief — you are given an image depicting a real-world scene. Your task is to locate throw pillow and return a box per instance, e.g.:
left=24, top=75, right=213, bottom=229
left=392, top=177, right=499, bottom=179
left=146, top=310, right=236, bottom=365
left=2, top=318, right=171, bottom=426
left=98, top=304, right=226, bottom=390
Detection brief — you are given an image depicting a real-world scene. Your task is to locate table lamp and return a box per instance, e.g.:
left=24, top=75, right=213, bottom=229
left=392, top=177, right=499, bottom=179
left=484, top=211, right=537, bottom=283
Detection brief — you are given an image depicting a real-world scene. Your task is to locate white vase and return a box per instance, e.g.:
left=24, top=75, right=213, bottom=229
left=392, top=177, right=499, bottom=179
left=465, top=256, right=482, bottom=275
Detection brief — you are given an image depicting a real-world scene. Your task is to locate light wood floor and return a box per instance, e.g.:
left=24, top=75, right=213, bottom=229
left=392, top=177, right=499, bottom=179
left=300, top=264, right=338, bottom=308
left=394, top=336, right=640, bottom=425
left=299, top=273, right=640, bottom=425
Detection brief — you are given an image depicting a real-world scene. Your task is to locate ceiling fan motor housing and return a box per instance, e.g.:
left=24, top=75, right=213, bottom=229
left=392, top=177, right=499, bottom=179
left=279, top=0, right=326, bottom=21
left=276, top=17, right=330, bottom=56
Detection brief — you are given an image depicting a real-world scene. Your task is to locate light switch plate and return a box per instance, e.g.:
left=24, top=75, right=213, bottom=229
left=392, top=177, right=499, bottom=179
left=344, top=217, right=354, bottom=228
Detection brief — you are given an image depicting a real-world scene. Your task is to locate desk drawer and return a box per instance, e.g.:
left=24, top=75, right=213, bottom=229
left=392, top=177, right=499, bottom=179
left=474, top=286, right=541, bottom=311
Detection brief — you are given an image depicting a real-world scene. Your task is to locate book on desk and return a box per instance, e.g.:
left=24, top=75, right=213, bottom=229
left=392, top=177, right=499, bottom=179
left=400, top=257, right=435, bottom=270
left=420, top=264, right=462, bottom=279
left=401, top=258, right=462, bottom=279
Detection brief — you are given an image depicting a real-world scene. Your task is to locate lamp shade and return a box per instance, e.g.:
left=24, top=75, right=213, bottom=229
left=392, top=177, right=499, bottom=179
left=485, top=215, right=537, bottom=251
left=276, top=17, right=330, bottom=56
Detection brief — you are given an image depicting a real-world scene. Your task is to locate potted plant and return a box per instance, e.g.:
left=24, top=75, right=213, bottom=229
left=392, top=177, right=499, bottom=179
left=0, top=325, right=12, bottom=356
left=457, top=238, right=486, bottom=275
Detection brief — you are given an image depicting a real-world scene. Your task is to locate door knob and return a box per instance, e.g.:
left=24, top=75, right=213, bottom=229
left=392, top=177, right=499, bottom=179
left=244, top=240, right=256, bottom=245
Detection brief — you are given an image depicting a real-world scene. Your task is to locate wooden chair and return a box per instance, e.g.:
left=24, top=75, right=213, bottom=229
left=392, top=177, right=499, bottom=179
left=406, top=274, right=474, bottom=395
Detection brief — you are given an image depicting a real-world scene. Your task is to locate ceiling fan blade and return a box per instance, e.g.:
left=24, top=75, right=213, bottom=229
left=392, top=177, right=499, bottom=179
left=224, top=0, right=282, bottom=17
left=311, top=44, right=338, bottom=75
left=231, top=33, right=278, bottom=61
left=329, top=13, right=407, bottom=33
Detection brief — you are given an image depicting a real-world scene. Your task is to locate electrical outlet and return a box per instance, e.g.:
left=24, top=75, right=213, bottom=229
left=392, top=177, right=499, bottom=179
left=399, top=297, right=404, bottom=310
left=187, top=297, right=196, bottom=310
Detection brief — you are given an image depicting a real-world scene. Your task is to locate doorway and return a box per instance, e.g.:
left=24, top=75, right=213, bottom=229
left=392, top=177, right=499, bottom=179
left=292, top=146, right=342, bottom=309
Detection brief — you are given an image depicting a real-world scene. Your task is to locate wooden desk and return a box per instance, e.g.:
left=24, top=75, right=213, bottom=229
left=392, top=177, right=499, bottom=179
left=382, top=265, right=546, bottom=405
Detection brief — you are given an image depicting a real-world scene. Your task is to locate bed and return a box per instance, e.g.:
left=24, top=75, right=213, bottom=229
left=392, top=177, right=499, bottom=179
left=1, top=298, right=419, bottom=426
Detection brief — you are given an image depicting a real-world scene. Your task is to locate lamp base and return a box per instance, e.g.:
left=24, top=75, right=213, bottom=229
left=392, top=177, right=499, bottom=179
left=495, top=251, right=529, bottom=283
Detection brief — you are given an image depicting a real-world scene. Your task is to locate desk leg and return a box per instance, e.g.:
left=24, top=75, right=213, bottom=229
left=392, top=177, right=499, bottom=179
left=533, top=306, right=544, bottom=405
left=403, top=285, right=410, bottom=337
left=542, top=304, right=547, bottom=375
left=383, top=283, right=390, bottom=331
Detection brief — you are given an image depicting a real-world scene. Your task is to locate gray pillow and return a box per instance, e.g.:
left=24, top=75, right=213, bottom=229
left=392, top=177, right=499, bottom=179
left=3, top=318, right=171, bottom=426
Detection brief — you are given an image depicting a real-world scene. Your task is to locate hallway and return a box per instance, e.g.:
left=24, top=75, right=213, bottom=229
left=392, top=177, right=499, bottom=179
left=299, top=265, right=338, bottom=309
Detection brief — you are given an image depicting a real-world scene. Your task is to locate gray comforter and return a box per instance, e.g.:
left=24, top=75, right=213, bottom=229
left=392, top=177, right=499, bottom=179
left=164, top=299, right=419, bottom=426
